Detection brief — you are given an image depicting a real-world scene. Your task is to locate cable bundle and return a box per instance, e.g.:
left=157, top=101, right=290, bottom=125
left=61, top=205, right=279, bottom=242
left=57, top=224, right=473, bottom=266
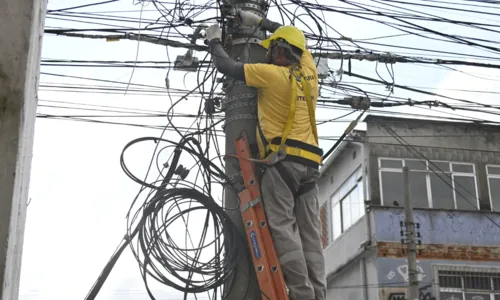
left=85, top=135, right=246, bottom=300
left=50, top=1, right=500, bottom=299
left=123, top=136, right=244, bottom=298
left=131, top=187, right=238, bottom=296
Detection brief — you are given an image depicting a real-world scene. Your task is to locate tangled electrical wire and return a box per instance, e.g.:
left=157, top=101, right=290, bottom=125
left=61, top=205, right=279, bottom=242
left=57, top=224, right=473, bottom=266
left=85, top=135, right=252, bottom=300
left=46, top=0, right=500, bottom=299
left=123, top=138, right=236, bottom=297
left=43, top=0, right=500, bottom=127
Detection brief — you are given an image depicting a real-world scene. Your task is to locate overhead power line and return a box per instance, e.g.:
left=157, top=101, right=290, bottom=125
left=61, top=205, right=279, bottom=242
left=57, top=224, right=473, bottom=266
left=38, top=0, right=500, bottom=299
left=44, top=31, right=500, bottom=70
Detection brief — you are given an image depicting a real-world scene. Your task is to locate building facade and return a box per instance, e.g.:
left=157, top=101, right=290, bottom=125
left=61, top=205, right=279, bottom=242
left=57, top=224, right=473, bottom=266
left=319, top=115, right=500, bottom=300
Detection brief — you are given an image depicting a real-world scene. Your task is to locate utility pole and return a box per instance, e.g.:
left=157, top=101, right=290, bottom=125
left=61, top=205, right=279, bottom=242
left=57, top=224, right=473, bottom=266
left=403, top=167, right=419, bottom=300
left=221, top=1, right=268, bottom=299
left=0, top=0, right=46, bottom=299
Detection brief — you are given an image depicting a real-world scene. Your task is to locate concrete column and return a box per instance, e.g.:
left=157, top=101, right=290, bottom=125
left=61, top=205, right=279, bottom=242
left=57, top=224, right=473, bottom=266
left=222, top=1, right=268, bottom=299
left=0, top=1, right=47, bottom=299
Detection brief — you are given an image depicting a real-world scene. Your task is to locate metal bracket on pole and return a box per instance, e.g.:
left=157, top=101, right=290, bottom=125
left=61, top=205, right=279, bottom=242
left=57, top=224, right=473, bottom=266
left=233, top=2, right=267, bottom=17
left=233, top=2, right=264, bottom=10
left=232, top=37, right=263, bottom=46
left=226, top=101, right=256, bottom=112
left=224, top=114, right=255, bottom=127
left=227, top=92, right=257, bottom=104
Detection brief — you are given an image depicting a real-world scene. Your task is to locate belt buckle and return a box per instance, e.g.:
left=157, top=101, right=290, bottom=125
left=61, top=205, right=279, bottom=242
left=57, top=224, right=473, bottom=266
left=266, top=146, right=287, bottom=165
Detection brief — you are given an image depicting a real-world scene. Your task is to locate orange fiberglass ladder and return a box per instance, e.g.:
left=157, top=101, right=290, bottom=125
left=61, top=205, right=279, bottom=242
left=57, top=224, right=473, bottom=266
left=234, top=131, right=289, bottom=300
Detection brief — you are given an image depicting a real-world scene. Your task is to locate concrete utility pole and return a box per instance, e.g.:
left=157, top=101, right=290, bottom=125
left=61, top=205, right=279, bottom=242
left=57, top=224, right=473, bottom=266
left=0, top=0, right=46, bottom=299
left=403, top=167, right=419, bottom=300
left=222, top=1, right=267, bottom=299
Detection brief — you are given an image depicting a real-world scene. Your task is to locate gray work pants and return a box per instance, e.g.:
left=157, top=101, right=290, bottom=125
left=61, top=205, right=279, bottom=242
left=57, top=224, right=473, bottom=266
left=260, top=161, right=327, bottom=300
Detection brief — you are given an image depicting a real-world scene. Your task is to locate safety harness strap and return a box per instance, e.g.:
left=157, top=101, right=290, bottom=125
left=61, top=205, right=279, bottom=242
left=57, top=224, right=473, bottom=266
left=274, top=162, right=297, bottom=196
left=257, top=120, right=268, bottom=160
left=266, top=143, right=321, bottom=166
left=296, top=181, right=316, bottom=198
left=280, top=70, right=298, bottom=146
left=258, top=122, right=323, bottom=167
left=301, top=74, right=318, bottom=144
left=274, top=162, right=317, bottom=198
left=257, top=65, right=321, bottom=167
left=249, top=143, right=260, bottom=157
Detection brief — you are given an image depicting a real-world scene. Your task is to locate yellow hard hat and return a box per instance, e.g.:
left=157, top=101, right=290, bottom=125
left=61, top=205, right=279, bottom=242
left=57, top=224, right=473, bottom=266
left=261, top=25, right=306, bottom=52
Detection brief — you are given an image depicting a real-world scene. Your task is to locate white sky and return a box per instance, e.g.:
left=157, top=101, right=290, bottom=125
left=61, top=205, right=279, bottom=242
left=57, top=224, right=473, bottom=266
left=18, top=0, right=500, bottom=299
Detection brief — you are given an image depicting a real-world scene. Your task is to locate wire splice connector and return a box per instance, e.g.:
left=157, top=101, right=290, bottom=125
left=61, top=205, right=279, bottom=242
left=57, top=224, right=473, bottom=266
left=338, top=96, right=371, bottom=110
left=174, top=164, right=190, bottom=179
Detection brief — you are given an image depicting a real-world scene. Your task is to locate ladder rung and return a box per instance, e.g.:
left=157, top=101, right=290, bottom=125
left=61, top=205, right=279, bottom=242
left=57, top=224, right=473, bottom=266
left=234, top=131, right=289, bottom=300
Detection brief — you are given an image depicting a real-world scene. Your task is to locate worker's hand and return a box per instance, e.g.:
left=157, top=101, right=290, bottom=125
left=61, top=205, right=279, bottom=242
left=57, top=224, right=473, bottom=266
left=237, top=9, right=262, bottom=27
left=206, top=24, right=222, bottom=42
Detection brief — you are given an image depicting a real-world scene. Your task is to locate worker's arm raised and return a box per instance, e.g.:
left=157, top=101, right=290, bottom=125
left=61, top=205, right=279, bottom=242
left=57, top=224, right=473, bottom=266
left=206, top=25, right=246, bottom=82
left=208, top=35, right=279, bottom=88
left=260, top=19, right=282, bottom=33
left=237, top=10, right=282, bottom=33
left=243, top=63, right=279, bottom=88
left=205, top=13, right=285, bottom=85
left=206, top=24, right=281, bottom=85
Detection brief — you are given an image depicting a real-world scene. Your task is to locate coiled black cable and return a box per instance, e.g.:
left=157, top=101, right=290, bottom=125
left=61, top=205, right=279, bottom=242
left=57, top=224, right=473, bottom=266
left=133, top=187, right=240, bottom=298
left=85, top=135, right=244, bottom=300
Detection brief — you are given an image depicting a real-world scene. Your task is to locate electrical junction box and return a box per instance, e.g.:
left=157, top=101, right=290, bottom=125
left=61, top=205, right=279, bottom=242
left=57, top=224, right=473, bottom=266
left=174, top=50, right=200, bottom=72
left=314, top=57, right=330, bottom=79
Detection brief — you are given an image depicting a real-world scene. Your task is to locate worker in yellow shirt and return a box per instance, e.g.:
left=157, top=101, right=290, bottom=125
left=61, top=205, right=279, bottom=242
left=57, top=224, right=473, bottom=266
left=206, top=10, right=326, bottom=300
